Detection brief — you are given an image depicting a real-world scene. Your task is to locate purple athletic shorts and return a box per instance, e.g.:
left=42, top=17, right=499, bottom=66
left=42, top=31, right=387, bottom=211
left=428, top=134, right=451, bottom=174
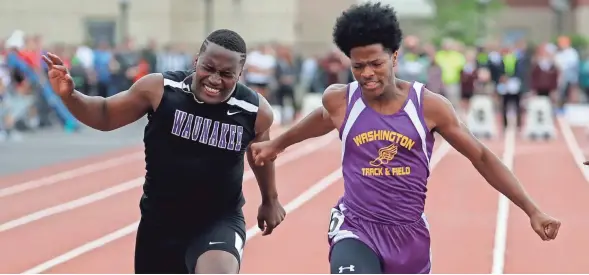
left=327, top=202, right=432, bottom=274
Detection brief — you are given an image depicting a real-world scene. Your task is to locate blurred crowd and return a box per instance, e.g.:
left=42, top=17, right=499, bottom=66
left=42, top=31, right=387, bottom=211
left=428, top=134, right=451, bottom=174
left=396, top=35, right=587, bottom=131
left=1, top=29, right=588, bottom=142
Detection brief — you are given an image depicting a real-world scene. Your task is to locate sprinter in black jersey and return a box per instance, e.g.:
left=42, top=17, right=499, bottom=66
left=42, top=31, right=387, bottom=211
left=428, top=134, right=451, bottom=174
left=42, top=29, right=286, bottom=274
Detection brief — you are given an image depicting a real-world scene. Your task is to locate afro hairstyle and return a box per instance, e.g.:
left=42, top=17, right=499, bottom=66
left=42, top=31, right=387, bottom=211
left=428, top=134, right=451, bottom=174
left=332, top=2, right=403, bottom=57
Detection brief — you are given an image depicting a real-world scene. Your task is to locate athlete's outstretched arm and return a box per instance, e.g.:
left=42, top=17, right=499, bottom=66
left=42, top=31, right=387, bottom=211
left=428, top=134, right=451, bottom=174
left=423, top=91, right=538, bottom=214
left=272, top=84, right=347, bottom=150
left=423, top=90, right=560, bottom=240
left=63, top=74, right=161, bottom=131
left=247, top=95, right=286, bottom=235
left=43, top=52, right=161, bottom=131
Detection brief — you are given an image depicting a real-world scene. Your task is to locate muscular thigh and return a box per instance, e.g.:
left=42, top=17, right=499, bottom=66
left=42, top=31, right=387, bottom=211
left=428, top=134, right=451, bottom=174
left=186, top=209, right=246, bottom=273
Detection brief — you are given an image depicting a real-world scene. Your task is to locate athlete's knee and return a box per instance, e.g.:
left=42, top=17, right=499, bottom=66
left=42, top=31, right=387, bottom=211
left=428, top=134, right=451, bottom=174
left=194, top=250, right=239, bottom=274
left=330, top=238, right=382, bottom=274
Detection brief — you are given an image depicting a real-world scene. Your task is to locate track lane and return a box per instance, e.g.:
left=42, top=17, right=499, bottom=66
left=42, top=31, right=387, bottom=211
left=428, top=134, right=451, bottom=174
left=7, top=119, right=589, bottom=273
left=504, top=123, right=589, bottom=273
left=424, top=136, right=504, bottom=274
left=0, top=161, right=145, bottom=224
left=0, top=147, right=143, bottom=189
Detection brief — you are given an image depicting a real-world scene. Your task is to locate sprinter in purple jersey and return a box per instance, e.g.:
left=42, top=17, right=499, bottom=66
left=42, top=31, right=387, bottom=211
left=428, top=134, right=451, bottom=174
left=251, top=3, right=561, bottom=274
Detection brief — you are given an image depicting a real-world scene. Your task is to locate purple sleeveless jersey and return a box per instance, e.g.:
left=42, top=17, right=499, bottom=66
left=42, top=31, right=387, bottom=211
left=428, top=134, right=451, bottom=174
left=328, top=81, right=435, bottom=274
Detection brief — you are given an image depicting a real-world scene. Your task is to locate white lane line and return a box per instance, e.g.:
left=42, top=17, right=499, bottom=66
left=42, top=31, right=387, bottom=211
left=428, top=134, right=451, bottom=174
left=557, top=116, right=589, bottom=182
left=0, top=153, right=143, bottom=199
left=491, top=120, right=516, bottom=274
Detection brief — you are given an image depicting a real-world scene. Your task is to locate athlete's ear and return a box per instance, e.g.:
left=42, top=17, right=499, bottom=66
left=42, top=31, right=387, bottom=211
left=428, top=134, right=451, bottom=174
left=193, top=55, right=199, bottom=71
left=392, top=51, right=398, bottom=67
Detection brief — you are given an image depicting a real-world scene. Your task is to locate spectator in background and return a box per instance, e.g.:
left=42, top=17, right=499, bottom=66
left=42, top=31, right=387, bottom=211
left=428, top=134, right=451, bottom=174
left=422, top=43, right=444, bottom=95
left=578, top=50, right=589, bottom=102
left=274, top=44, right=298, bottom=125
left=435, top=39, right=465, bottom=109
left=156, top=44, right=191, bottom=72
left=513, top=39, right=533, bottom=96
left=486, top=43, right=505, bottom=86
left=20, top=35, right=43, bottom=73
left=69, top=56, right=89, bottom=95
left=475, top=67, right=495, bottom=96
left=311, top=48, right=352, bottom=95
left=134, top=51, right=151, bottom=82
left=459, top=49, right=479, bottom=114
left=244, top=44, right=276, bottom=99
left=113, top=37, right=140, bottom=92
left=554, top=36, right=579, bottom=109
left=476, top=45, right=489, bottom=68
left=142, top=39, right=158, bottom=74
left=93, top=40, right=113, bottom=98
left=0, top=70, right=35, bottom=141
left=498, top=46, right=523, bottom=131
left=397, top=36, right=428, bottom=83
left=531, top=45, right=559, bottom=99
left=298, top=54, right=319, bottom=94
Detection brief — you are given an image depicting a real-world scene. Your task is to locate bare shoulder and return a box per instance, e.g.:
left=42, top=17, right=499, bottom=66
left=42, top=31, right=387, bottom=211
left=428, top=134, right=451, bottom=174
left=129, top=73, right=165, bottom=110
left=422, top=88, right=458, bottom=131
left=322, top=83, right=348, bottom=114
left=132, top=73, right=164, bottom=92
left=255, top=94, right=274, bottom=134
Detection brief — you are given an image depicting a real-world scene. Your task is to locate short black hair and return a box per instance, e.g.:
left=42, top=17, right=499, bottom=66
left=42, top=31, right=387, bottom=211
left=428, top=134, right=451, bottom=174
left=200, top=29, right=247, bottom=55
left=332, top=2, right=403, bottom=57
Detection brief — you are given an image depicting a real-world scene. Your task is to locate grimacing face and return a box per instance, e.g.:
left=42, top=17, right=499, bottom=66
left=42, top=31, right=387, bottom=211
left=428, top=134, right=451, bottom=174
left=193, top=43, right=244, bottom=104
left=349, top=44, right=397, bottom=99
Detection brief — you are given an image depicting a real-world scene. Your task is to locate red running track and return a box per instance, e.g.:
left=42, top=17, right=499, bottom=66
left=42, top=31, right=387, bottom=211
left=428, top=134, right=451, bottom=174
left=1, top=121, right=588, bottom=274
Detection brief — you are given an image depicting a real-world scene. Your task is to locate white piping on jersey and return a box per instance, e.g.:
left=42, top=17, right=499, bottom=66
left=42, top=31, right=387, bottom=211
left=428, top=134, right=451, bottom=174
left=403, top=82, right=430, bottom=170
left=227, top=97, right=259, bottom=112
left=163, top=77, right=258, bottom=113
left=341, top=81, right=364, bottom=162
left=347, top=81, right=359, bottom=105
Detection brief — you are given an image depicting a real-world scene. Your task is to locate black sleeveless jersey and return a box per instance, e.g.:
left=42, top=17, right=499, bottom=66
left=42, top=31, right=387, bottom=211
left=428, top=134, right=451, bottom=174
left=140, top=70, right=259, bottom=224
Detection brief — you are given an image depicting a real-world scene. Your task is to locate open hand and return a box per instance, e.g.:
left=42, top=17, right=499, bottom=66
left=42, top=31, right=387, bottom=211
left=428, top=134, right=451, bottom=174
left=42, top=52, right=74, bottom=98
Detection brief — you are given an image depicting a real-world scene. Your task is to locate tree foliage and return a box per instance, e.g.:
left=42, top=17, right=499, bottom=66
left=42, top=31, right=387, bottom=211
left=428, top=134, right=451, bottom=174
left=429, top=0, right=504, bottom=46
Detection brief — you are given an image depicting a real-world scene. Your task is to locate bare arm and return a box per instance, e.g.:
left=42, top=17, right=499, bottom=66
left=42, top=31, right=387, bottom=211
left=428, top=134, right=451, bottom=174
left=61, top=73, right=162, bottom=131
left=273, top=84, right=347, bottom=150
left=247, top=95, right=278, bottom=202
left=424, top=90, right=540, bottom=217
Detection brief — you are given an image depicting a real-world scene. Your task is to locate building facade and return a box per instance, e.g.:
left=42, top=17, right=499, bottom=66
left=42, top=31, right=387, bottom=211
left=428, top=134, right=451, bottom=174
left=0, top=0, right=587, bottom=55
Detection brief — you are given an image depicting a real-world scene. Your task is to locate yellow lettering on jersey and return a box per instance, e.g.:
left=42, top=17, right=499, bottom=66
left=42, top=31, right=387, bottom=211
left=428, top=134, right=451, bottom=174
left=362, top=167, right=384, bottom=176
left=352, top=130, right=415, bottom=150
left=361, top=167, right=411, bottom=177
left=390, top=166, right=411, bottom=176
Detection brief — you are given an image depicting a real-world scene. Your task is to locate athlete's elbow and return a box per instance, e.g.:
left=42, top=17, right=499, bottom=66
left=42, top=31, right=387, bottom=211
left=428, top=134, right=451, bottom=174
left=469, top=146, right=493, bottom=169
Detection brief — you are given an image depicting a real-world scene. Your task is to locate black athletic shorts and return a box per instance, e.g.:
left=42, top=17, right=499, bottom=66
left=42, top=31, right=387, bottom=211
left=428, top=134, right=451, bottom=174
left=134, top=209, right=246, bottom=274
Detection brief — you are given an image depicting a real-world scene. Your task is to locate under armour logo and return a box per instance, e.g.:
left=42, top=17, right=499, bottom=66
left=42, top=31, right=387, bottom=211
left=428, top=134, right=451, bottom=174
left=338, top=265, right=355, bottom=273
